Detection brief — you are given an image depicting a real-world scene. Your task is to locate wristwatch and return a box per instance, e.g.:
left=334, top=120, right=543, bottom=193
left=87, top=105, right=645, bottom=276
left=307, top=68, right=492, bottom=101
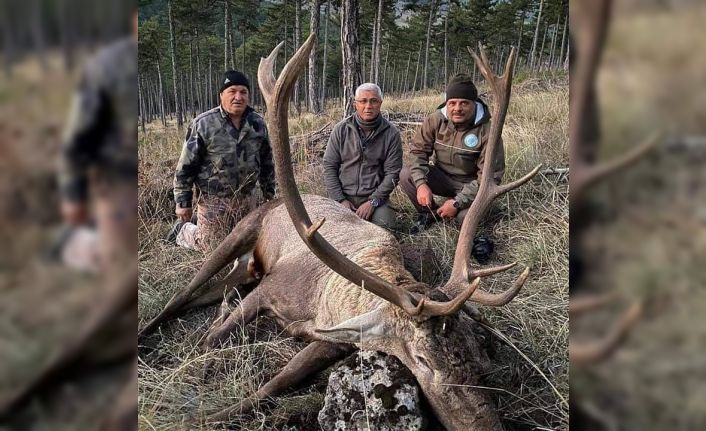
left=369, top=198, right=381, bottom=208
left=452, top=200, right=462, bottom=210
left=177, top=201, right=192, bottom=209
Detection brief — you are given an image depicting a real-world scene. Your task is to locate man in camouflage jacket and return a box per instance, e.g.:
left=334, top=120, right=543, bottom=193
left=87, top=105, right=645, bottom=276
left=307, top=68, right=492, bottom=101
left=169, top=70, right=275, bottom=251
left=400, top=74, right=505, bottom=234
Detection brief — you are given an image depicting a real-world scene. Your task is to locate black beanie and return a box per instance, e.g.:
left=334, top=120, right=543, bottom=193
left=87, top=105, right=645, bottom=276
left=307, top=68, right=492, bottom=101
left=220, top=70, right=250, bottom=93
left=446, top=74, right=478, bottom=101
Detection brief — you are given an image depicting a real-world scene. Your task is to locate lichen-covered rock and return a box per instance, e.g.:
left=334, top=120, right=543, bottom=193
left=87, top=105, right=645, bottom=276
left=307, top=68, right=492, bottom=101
left=318, top=350, right=428, bottom=431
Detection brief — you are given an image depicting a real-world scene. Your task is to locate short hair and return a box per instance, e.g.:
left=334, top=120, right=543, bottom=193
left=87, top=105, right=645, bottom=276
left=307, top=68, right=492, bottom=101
left=355, top=83, right=383, bottom=100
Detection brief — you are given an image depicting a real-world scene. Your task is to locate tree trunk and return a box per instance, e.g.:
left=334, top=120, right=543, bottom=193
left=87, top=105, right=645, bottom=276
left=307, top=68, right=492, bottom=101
left=423, top=0, right=437, bottom=90
left=403, top=51, right=411, bottom=94
left=168, top=0, right=183, bottom=127
left=293, top=0, right=302, bottom=112
left=189, top=40, right=195, bottom=117
left=320, top=0, right=330, bottom=110
left=224, top=0, right=232, bottom=70
left=139, top=75, right=146, bottom=133
left=208, top=54, right=213, bottom=107
left=516, top=9, right=525, bottom=69
left=381, top=44, right=389, bottom=93
left=340, top=0, right=361, bottom=117
left=412, top=42, right=422, bottom=93
left=549, top=13, right=560, bottom=70
left=537, top=21, right=548, bottom=72
left=307, top=0, right=322, bottom=113
left=443, top=2, right=448, bottom=86
left=195, top=31, right=203, bottom=113
left=558, top=13, right=568, bottom=70
left=529, top=0, right=543, bottom=71
left=372, top=0, right=383, bottom=83
left=30, top=0, right=47, bottom=69
left=156, top=59, right=167, bottom=127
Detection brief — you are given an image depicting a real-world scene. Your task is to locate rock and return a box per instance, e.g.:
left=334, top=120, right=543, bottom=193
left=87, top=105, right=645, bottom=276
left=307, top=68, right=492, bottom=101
left=318, top=351, right=428, bottom=431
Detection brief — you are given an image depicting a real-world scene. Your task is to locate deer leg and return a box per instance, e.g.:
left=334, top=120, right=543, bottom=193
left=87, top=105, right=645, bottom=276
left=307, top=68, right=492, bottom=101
left=205, top=341, right=354, bottom=424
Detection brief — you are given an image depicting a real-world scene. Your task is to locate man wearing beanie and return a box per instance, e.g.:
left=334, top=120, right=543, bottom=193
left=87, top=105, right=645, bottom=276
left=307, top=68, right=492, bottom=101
left=400, top=74, right=505, bottom=252
left=169, top=70, right=276, bottom=251
left=322, top=83, right=402, bottom=230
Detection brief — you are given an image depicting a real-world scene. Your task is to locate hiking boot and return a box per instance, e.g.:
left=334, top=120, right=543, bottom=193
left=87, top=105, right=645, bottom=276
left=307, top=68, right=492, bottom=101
left=166, top=221, right=186, bottom=243
left=409, top=213, right=435, bottom=234
left=472, top=236, right=494, bottom=264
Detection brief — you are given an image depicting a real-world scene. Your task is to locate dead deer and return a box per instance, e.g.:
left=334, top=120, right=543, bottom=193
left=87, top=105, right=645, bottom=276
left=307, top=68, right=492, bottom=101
left=141, top=35, right=542, bottom=429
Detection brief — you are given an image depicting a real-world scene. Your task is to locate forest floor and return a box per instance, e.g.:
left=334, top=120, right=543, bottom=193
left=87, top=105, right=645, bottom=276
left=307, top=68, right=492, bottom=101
left=137, top=75, right=570, bottom=431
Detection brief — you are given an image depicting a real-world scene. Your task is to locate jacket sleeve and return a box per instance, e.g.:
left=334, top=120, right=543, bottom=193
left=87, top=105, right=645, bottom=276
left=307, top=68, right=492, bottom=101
left=58, top=62, right=107, bottom=202
left=370, top=129, right=403, bottom=202
left=322, top=127, right=346, bottom=202
left=453, top=133, right=505, bottom=208
left=259, top=125, right=276, bottom=200
left=173, top=121, right=203, bottom=207
left=409, top=114, right=438, bottom=187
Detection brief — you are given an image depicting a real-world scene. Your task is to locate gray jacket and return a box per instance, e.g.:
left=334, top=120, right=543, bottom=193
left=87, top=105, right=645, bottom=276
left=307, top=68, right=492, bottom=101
left=322, top=115, right=402, bottom=203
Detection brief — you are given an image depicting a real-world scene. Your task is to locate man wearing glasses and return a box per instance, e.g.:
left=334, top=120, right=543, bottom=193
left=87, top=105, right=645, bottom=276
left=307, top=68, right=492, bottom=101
left=322, top=83, right=402, bottom=230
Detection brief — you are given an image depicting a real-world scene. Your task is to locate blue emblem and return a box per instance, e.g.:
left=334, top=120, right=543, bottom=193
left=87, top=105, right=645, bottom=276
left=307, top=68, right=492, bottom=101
left=463, top=133, right=479, bottom=149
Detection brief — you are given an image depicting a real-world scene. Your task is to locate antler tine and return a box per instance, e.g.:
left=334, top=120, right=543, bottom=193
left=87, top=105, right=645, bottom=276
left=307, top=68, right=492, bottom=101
left=469, top=267, right=530, bottom=307
left=571, top=133, right=659, bottom=204
left=259, top=35, right=468, bottom=319
left=442, top=45, right=539, bottom=303
left=569, top=292, right=619, bottom=315
left=257, top=40, right=283, bottom=104
left=571, top=302, right=642, bottom=365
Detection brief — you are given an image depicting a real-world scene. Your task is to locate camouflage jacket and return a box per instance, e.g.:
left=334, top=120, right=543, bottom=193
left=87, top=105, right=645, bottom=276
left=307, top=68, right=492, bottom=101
left=59, top=37, right=137, bottom=202
left=173, top=105, right=275, bottom=207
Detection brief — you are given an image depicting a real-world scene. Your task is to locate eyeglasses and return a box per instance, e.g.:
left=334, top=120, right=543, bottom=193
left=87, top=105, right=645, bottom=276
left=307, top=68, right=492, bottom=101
left=354, top=98, right=381, bottom=106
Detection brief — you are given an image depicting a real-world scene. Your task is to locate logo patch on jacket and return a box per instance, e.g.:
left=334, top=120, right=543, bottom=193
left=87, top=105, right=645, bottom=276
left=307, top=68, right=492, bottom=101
left=463, top=133, right=479, bottom=149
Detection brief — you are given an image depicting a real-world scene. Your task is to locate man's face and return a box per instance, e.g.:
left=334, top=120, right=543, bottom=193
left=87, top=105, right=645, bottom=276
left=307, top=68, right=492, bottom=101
left=220, top=85, right=249, bottom=117
left=354, top=90, right=382, bottom=122
left=446, top=98, right=475, bottom=124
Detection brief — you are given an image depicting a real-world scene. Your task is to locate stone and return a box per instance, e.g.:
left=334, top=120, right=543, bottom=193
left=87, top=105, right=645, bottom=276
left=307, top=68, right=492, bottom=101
left=318, top=350, right=428, bottom=431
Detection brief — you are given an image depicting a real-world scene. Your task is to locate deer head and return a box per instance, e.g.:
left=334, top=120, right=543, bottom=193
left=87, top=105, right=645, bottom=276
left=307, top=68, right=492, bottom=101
left=258, top=33, right=542, bottom=430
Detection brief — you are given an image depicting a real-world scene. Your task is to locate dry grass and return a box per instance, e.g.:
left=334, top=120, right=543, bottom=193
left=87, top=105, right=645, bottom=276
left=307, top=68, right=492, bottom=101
left=138, top=78, right=569, bottom=430
left=571, top=4, right=706, bottom=430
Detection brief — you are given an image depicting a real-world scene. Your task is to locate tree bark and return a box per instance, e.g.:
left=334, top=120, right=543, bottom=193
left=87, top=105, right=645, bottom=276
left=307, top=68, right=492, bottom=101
left=529, top=0, right=543, bottom=71
left=320, top=0, right=330, bottom=110
left=293, top=0, right=302, bottom=112
left=412, top=42, right=422, bottom=93
left=308, top=0, right=322, bottom=113
left=443, top=1, right=448, bottom=85
left=224, top=0, right=232, bottom=71
left=156, top=60, right=167, bottom=127
left=168, top=0, right=183, bottom=127
left=423, top=0, right=437, bottom=90
left=341, top=0, right=361, bottom=117
left=372, top=0, right=383, bottom=83
left=549, top=12, right=560, bottom=70
left=558, top=13, right=568, bottom=70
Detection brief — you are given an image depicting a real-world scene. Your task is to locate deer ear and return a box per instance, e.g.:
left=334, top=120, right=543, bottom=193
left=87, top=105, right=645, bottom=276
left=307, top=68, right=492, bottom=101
left=314, top=307, right=391, bottom=344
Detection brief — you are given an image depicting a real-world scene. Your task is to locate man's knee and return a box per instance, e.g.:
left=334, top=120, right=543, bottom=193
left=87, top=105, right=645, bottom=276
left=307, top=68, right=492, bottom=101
left=371, top=205, right=397, bottom=230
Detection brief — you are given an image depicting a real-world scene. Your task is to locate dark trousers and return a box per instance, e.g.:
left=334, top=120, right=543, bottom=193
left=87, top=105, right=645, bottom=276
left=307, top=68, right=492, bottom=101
left=400, top=165, right=470, bottom=224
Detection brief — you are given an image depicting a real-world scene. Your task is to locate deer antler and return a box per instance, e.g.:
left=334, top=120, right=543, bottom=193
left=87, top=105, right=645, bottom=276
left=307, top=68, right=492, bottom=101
left=259, top=34, right=478, bottom=319
left=570, top=299, right=642, bottom=365
left=442, top=44, right=541, bottom=305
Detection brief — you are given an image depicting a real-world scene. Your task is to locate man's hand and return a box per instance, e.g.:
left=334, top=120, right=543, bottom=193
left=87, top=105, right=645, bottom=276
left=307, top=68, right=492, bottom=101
left=436, top=199, right=458, bottom=220
left=416, top=184, right=434, bottom=208
left=176, top=206, right=193, bottom=222
left=61, top=200, right=89, bottom=225
left=355, top=201, right=375, bottom=220
left=339, top=200, right=356, bottom=211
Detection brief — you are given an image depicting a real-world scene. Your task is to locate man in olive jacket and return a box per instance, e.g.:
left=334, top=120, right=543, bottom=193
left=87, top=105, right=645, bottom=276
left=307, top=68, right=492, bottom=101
left=323, top=83, right=402, bottom=230
left=400, top=74, right=505, bottom=234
